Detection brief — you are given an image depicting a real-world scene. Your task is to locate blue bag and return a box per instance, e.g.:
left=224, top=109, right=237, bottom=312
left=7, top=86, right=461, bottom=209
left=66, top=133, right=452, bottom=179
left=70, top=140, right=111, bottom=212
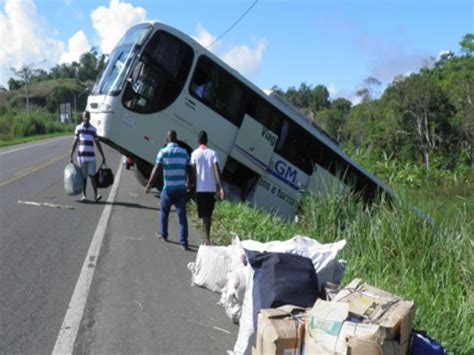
left=64, top=163, right=83, bottom=195
left=411, top=330, right=447, bottom=355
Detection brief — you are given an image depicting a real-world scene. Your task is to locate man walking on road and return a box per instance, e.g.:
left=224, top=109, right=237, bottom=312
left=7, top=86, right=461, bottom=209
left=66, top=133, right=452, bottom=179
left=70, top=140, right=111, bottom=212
left=70, top=111, right=106, bottom=202
left=191, top=130, right=225, bottom=245
left=145, top=130, right=192, bottom=250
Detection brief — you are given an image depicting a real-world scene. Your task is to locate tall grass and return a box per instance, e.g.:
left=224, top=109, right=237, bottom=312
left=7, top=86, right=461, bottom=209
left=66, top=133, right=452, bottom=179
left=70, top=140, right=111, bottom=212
left=194, top=188, right=473, bottom=353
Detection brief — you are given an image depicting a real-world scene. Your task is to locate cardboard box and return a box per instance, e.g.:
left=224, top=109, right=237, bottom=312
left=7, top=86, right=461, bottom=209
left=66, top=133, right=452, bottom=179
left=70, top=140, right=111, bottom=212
left=255, top=305, right=306, bottom=355
left=347, top=338, right=400, bottom=355
left=304, top=300, right=348, bottom=354
left=304, top=300, right=387, bottom=354
left=332, top=278, right=415, bottom=354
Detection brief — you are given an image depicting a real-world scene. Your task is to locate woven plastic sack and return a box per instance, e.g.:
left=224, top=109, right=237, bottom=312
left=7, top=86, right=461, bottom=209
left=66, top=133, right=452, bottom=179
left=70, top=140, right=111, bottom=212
left=64, top=163, right=83, bottom=195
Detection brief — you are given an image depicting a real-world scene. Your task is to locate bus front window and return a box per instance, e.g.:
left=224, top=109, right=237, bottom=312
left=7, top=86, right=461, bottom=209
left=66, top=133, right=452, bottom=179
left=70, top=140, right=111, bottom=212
left=92, top=24, right=152, bottom=96
left=122, top=30, right=194, bottom=113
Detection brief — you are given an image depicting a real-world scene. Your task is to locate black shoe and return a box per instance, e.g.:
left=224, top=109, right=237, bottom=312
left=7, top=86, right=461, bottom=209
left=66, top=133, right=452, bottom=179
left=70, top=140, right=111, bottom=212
left=181, top=245, right=190, bottom=251
left=155, top=233, right=167, bottom=242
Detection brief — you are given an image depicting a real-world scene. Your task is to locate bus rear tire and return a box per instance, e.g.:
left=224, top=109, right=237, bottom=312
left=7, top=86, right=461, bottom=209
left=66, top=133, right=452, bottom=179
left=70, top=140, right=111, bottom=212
left=134, top=158, right=163, bottom=190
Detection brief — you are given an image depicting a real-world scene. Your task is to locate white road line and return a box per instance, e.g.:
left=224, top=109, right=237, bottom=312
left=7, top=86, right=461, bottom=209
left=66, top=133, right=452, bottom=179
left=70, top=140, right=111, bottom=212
left=0, top=136, right=70, bottom=156
left=52, top=161, right=123, bottom=355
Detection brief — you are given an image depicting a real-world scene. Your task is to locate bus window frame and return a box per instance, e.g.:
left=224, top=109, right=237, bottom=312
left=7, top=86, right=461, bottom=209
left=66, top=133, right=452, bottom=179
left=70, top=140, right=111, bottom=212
left=189, top=55, right=246, bottom=127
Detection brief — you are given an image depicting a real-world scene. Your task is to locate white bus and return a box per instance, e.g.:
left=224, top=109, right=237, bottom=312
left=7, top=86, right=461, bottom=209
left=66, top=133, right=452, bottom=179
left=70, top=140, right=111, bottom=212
left=87, top=22, right=394, bottom=219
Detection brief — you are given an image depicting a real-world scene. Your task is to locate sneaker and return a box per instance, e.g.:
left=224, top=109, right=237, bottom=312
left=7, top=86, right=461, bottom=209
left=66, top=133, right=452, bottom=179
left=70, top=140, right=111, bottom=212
left=95, top=194, right=102, bottom=202
left=155, top=233, right=167, bottom=242
left=181, top=245, right=190, bottom=251
left=80, top=195, right=87, bottom=202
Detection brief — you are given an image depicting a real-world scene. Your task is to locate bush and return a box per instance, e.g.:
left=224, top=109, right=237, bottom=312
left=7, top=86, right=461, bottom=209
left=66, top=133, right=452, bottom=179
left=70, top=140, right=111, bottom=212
left=0, top=107, right=74, bottom=141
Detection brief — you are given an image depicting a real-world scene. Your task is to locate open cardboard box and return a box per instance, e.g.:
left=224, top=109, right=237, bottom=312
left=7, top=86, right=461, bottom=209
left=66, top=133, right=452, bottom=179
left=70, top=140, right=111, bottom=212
left=331, top=278, right=415, bottom=354
left=255, top=305, right=306, bottom=355
left=304, top=299, right=404, bottom=355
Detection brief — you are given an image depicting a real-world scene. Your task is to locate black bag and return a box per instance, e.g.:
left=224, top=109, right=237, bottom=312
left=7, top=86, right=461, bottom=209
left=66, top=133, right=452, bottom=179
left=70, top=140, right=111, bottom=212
left=246, top=250, right=321, bottom=328
left=95, top=164, right=114, bottom=188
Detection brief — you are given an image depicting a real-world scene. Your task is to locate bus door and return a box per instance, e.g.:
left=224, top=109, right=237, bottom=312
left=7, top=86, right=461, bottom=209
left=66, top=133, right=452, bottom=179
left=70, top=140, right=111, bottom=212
left=230, top=114, right=277, bottom=176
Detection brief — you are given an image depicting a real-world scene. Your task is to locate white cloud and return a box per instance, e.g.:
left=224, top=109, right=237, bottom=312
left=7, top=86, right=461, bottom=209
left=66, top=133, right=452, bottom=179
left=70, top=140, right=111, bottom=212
left=192, top=23, right=221, bottom=51
left=191, top=24, right=267, bottom=79
left=90, top=0, right=146, bottom=54
left=0, top=0, right=63, bottom=81
left=221, top=39, right=267, bottom=77
left=59, top=31, right=90, bottom=64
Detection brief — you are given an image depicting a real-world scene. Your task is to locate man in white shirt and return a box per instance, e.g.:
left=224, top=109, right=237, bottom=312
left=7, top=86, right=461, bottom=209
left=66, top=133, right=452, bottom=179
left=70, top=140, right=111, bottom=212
left=190, top=131, right=225, bottom=245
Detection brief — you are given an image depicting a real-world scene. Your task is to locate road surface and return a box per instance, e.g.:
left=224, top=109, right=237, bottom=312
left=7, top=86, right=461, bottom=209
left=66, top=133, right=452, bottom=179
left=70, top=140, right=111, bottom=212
left=0, top=136, right=238, bottom=354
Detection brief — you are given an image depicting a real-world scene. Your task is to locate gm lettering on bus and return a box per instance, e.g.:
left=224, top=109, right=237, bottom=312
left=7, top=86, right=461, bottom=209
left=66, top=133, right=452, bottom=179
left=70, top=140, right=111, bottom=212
left=275, top=160, right=297, bottom=184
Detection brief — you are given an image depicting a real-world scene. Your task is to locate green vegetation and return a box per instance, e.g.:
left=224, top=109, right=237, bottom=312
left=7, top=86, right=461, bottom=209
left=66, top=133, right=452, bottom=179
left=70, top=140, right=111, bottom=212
left=190, top=170, right=473, bottom=353
left=0, top=49, right=104, bottom=144
left=0, top=107, right=74, bottom=145
left=273, top=33, right=474, bottom=172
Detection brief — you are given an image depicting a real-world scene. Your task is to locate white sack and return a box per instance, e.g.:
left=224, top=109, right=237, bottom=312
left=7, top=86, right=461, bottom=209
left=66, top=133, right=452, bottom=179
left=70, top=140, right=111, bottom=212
left=187, top=244, right=243, bottom=294
left=219, top=263, right=247, bottom=323
left=187, top=246, right=229, bottom=293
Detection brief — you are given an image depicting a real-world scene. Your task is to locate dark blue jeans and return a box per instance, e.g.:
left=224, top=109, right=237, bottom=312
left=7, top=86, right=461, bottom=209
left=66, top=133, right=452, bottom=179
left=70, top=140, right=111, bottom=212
left=160, top=188, right=188, bottom=247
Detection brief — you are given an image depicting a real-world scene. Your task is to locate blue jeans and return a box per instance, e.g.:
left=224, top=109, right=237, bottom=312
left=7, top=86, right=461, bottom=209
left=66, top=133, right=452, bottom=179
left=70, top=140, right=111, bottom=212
left=160, top=188, right=188, bottom=247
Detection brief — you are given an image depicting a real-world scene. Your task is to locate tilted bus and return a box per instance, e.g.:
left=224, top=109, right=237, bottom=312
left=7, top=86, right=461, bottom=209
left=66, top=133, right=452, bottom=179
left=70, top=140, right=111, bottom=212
left=86, top=22, right=394, bottom=219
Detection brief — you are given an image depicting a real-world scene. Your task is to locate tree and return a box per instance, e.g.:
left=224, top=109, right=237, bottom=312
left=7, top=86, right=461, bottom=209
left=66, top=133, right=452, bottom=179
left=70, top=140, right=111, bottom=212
left=459, top=33, right=474, bottom=55
left=438, top=35, right=474, bottom=165
left=310, top=84, right=330, bottom=113
left=316, top=97, right=352, bottom=142
left=355, top=76, right=381, bottom=103
left=384, top=74, right=454, bottom=169
left=78, top=51, right=101, bottom=81
left=8, top=78, right=22, bottom=91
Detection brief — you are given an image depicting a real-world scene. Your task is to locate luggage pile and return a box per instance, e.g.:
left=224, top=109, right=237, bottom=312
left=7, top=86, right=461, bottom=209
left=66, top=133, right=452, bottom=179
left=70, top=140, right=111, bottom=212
left=188, top=234, right=446, bottom=355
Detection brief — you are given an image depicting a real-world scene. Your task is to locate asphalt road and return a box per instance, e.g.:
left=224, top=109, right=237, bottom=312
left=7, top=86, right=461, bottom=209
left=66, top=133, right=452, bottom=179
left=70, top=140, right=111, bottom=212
left=0, top=136, right=238, bottom=355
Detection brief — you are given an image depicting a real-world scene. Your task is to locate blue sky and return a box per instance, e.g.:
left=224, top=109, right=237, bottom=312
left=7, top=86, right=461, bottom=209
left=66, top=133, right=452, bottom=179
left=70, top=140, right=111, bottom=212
left=1, top=0, right=473, bottom=102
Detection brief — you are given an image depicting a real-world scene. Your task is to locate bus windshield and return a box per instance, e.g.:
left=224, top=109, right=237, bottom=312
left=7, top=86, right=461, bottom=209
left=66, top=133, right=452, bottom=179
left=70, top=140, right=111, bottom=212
left=92, top=23, right=153, bottom=96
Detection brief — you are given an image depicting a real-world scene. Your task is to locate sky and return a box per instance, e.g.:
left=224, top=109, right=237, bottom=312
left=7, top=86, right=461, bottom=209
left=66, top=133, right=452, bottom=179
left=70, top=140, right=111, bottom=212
left=0, top=0, right=473, bottom=102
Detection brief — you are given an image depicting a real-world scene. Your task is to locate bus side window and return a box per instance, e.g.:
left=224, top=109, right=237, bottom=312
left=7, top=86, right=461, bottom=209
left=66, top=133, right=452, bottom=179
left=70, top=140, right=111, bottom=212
left=190, top=56, right=245, bottom=127
left=278, top=122, right=313, bottom=175
left=246, top=96, right=283, bottom=137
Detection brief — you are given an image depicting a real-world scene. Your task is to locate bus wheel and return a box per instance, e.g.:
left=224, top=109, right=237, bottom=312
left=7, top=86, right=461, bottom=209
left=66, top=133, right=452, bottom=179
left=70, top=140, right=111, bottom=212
left=134, top=158, right=151, bottom=186
left=134, top=158, right=163, bottom=190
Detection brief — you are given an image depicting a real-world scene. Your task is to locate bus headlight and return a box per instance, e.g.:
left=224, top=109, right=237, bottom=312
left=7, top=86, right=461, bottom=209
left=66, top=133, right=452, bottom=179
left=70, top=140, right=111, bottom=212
left=99, top=102, right=113, bottom=113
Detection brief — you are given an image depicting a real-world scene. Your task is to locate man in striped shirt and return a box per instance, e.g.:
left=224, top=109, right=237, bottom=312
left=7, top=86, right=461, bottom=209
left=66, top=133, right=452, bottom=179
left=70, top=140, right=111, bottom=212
left=145, top=130, right=191, bottom=250
left=70, top=111, right=106, bottom=202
